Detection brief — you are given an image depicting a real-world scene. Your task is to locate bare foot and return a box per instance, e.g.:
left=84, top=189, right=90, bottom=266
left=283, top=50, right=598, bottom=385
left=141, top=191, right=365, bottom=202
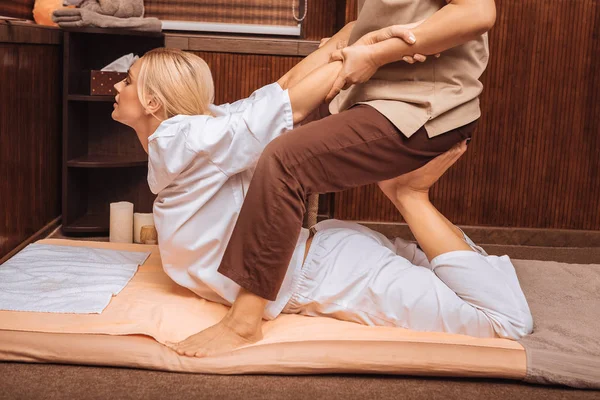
left=378, top=140, right=468, bottom=200
left=165, top=315, right=263, bottom=358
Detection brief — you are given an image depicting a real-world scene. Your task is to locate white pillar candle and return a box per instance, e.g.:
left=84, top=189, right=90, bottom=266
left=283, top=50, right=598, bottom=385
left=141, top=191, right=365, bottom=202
left=109, top=201, right=134, bottom=243
left=133, top=212, right=155, bottom=244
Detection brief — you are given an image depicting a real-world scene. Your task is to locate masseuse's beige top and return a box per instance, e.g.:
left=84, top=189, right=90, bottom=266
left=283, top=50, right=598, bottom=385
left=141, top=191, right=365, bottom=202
left=329, top=0, right=489, bottom=138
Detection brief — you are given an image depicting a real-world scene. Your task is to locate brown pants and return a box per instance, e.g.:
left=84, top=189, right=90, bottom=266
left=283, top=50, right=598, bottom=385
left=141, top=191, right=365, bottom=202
left=218, top=105, right=476, bottom=301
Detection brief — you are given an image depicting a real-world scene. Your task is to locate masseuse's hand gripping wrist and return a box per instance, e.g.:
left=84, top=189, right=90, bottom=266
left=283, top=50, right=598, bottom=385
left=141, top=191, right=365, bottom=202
left=324, top=23, right=432, bottom=102
left=325, top=45, right=380, bottom=103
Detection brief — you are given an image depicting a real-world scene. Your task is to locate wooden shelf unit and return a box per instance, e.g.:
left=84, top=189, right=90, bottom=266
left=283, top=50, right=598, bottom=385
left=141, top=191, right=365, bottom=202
left=61, top=30, right=164, bottom=234
left=67, top=154, right=148, bottom=168
left=60, top=28, right=319, bottom=235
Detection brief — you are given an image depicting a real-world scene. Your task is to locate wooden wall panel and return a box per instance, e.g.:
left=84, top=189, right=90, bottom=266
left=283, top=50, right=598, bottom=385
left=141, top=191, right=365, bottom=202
left=333, top=0, right=600, bottom=230
left=0, top=43, right=62, bottom=260
left=345, top=0, right=359, bottom=23
left=0, top=21, right=62, bottom=45
left=302, top=0, right=341, bottom=40
left=192, top=51, right=302, bottom=103
left=0, top=0, right=34, bottom=20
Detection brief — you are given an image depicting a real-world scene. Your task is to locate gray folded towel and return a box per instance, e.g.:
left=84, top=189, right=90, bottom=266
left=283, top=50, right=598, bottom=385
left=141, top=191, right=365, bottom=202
left=52, top=8, right=162, bottom=32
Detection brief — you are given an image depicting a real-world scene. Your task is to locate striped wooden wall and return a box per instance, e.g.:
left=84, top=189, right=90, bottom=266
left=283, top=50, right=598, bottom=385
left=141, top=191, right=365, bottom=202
left=192, top=51, right=303, bottom=103
left=333, top=0, right=600, bottom=230
left=0, top=0, right=34, bottom=20
left=0, top=43, right=62, bottom=260
left=302, top=0, right=343, bottom=40
left=345, top=0, right=359, bottom=22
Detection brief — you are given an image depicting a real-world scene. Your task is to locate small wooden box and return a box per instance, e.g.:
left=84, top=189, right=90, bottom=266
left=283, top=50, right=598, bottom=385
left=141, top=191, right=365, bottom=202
left=90, top=70, right=127, bottom=96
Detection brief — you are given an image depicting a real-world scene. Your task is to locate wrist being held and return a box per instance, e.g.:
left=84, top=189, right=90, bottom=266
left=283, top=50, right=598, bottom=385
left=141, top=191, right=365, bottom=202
left=325, top=45, right=380, bottom=102
left=325, top=28, right=439, bottom=102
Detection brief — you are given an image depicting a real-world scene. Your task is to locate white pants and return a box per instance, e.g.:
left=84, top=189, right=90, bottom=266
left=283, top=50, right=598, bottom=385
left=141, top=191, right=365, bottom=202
left=283, top=220, right=533, bottom=340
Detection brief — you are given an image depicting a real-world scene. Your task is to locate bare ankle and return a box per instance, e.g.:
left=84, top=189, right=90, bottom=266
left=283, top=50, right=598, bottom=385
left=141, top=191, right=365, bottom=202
left=222, top=287, right=268, bottom=341
left=223, top=311, right=263, bottom=341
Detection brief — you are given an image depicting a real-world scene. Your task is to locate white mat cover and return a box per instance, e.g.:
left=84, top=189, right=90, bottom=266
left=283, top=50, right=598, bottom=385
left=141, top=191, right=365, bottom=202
left=0, top=243, right=150, bottom=314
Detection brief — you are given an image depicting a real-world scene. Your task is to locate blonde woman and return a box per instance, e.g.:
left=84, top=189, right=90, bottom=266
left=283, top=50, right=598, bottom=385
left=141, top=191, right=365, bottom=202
left=111, top=37, right=532, bottom=358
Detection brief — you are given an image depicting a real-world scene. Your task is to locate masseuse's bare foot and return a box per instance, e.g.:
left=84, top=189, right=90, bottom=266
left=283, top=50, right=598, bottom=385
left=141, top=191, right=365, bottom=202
left=166, top=314, right=263, bottom=358
left=378, top=140, right=468, bottom=200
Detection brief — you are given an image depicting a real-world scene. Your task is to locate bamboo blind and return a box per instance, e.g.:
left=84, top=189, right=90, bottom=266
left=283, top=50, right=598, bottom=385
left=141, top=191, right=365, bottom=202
left=145, top=0, right=301, bottom=26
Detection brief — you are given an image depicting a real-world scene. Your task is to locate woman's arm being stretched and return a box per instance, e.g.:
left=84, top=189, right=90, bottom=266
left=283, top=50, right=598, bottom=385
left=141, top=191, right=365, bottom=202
left=278, top=19, right=420, bottom=92
left=287, top=61, right=343, bottom=124
left=277, top=22, right=355, bottom=91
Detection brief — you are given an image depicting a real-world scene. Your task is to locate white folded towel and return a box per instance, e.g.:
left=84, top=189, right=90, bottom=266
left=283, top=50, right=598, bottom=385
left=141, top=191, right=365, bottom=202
left=0, top=243, right=150, bottom=314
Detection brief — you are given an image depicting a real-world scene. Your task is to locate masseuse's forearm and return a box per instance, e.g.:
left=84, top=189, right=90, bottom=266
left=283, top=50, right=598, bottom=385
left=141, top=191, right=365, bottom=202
left=371, top=0, right=496, bottom=66
left=288, top=61, right=343, bottom=123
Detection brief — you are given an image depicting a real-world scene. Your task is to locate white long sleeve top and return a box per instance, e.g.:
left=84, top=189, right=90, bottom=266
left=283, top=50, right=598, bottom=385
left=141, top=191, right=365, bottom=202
left=147, top=83, right=310, bottom=319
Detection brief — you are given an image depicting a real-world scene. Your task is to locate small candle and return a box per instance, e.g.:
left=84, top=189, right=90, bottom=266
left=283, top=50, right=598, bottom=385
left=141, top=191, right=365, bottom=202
left=133, top=213, right=155, bottom=244
left=109, top=201, right=134, bottom=243
left=140, top=225, right=158, bottom=245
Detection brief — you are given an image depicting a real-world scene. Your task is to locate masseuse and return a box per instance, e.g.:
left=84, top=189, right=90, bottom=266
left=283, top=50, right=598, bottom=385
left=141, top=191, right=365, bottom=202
left=177, top=0, right=498, bottom=355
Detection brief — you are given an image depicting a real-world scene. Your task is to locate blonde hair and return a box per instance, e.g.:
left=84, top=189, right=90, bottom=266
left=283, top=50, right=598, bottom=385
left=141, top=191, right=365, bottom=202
left=137, top=48, right=215, bottom=119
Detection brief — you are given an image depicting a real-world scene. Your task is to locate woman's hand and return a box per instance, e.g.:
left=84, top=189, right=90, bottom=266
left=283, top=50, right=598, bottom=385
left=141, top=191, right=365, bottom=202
left=318, top=37, right=330, bottom=48
left=325, top=44, right=431, bottom=102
